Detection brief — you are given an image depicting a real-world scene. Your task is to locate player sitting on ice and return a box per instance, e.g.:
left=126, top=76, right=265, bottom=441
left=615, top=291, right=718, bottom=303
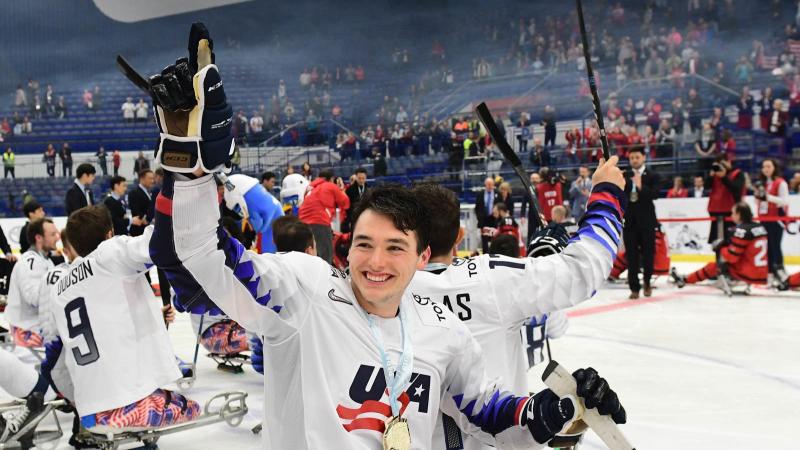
left=409, top=178, right=623, bottom=449
left=609, top=223, right=670, bottom=281
left=42, top=206, right=200, bottom=431
left=671, top=202, right=768, bottom=296
left=5, top=218, right=59, bottom=348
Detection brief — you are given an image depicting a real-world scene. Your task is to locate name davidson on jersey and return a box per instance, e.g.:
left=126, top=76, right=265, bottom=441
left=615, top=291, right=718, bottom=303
left=56, top=260, right=94, bottom=295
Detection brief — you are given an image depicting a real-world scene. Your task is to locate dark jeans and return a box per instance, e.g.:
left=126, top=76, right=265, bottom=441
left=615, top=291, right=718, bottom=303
left=309, top=224, right=333, bottom=265
left=544, top=127, right=556, bottom=149
left=4, top=167, right=14, bottom=179
left=763, top=221, right=784, bottom=272
left=62, top=162, right=72, bottom=177
left=624, top=224, right=655, bottom=292
left=47, top=164, right=55, bottom=177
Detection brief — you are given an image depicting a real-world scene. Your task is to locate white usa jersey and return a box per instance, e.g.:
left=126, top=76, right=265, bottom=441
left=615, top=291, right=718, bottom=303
left=410, top=184, right=624, bottom=450
left=46, top=227, right=181, bottom=416
left=39, top=262, right=76, bottom=402
left=5, top=250, right=54, bottom=332
left=154, top=175, right=544, bottom=450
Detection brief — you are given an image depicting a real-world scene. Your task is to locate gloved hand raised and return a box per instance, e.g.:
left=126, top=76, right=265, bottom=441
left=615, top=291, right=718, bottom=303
left=118, top=22, right=233, bottom=174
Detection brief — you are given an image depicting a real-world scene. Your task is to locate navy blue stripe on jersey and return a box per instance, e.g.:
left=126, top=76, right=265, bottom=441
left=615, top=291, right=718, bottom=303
left=217, top=227, right=279, bottom=313
left=571, top=227, right=616, bottom=258
left=40, top=336, right=63, bottom=392
left=451, top=391, right=523, bottom=436
left=581, top=216, right=621, bottom=246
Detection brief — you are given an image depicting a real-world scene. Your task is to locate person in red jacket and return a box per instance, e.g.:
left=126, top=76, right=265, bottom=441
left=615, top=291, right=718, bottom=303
left=536, top=167, right=564, bottom=221
left=706, top=154, right=746, bottom=244
left=671, top=202, right=768, bottom=296
left=666, top=176, right=689, bottom=198
left=564, top=128, right=582, bottom=164
left=298, top=170, right=350, bottom=264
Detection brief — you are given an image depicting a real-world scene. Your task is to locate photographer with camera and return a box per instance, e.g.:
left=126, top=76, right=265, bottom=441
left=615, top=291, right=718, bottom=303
left=754, top=158, right=789, bottom=282
left=707, top=154, right=746, bottom=244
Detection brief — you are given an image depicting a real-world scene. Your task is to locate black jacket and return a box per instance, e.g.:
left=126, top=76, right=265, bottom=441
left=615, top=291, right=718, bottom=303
left=65, top=183, right=93, bottom=216
left=19, top=222, right=30, bottom=253
left=103, top=195, right=129, bottom=236
left=342, top=183, right=368, bottom=233
left=128, top=186, right=152, bottom=237
left=474, top=190, right=499, bottom=228
left=624, top=167, right=661, bottom=229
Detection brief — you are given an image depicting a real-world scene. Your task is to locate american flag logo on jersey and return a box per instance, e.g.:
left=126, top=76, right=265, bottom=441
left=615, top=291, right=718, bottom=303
left=336, top=364, right=430, bottom=433
left=11, top=326, right=43, bottom=348
left=89, top=389, right=200, bottom=429
left=200, top=320, right=250, bottom=355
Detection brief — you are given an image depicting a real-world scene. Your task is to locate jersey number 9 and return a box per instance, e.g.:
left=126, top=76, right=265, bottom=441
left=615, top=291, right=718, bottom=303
left=65, top=297, right=100, bottom=366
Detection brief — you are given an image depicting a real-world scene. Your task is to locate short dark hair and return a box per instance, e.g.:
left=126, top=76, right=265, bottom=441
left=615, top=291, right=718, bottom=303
left=627, top=146, right=645, bottom=155
left=155, top=168, right=164, bottom=178
left=66, top=206, right=113, bottom=257
left=493, top=202, right=508, bottom=214
left=489, top=234, right=519, bottom=258
left=273, top=216, right=314, bottom=253
left=733, top=201, right=753, bottom=223
left=318, top=170, right=334, bottom=181
left=110, top=175, right=126, bottom=189
left=412, top=184, right=460, bottom=258
left=27, top=218, right=54, bottom=247
left=76, top=163, right=96, bottom=178
left=138, top=168, right=153, bottom=180
left=350, top=185, right=430, bottom=255
left=355, top=167, right=368, bottom=176
left=260, top=171, right=276, bottom=183
left=23, top=201, right=43, bottom=218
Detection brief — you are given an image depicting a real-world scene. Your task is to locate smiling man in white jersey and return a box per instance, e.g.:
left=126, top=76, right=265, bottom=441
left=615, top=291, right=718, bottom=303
left=143, top=22, right=628, bottom=450
left=409, top=159, right=627, bottom=449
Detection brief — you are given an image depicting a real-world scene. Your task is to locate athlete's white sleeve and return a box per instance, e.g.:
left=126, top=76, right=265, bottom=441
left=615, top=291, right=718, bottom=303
left=13, top=253, right=52, bottom=309
left=0, top=348, right=39, bottom=398
left=488, top=183, right=624, bottom=327
left=93, top=226, right=154, bottom=276
left=151, top=175, right=326, bottom=340
left=544, top=310, right=569, bottom=339
left=440, top=322, right=544, bottom=449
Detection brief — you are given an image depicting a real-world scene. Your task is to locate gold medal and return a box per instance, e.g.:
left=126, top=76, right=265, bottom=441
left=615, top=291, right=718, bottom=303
left=630, top=190, right=638, bottom=203
left=383, top=416, right=411, bottom=450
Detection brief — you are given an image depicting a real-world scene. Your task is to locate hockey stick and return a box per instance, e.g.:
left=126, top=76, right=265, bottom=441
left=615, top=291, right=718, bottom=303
left=474, top=102, right=543, bottom=233
left=475, top=102, right=553, bottom=362
left=542, top=361, right=635, bottom=450
left=116, top=55, right=152, bottom=97
left=576, top=0, right=611, bottom=160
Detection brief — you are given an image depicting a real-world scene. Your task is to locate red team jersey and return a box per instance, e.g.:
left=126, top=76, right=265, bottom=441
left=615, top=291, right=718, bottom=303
left=536, top=182, right=562, bottom=221
left=721, top=222, right=769, bottom=284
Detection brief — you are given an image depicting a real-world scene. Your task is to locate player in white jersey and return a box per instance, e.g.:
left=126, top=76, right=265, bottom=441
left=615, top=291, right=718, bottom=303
left=409, top=174, right=625, bottom=449
left=42, top=206, right=200, bottom=430
left=140, top=23, right=627, bottom=449
left=5, top=218, right=58, bottom=347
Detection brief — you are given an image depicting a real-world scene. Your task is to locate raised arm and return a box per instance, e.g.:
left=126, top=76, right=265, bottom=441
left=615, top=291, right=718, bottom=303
left=150, top=174, right=324, bottom=337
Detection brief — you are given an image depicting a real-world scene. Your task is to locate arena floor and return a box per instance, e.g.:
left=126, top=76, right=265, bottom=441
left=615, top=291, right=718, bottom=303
left=2, top=261, right=798, bottom=450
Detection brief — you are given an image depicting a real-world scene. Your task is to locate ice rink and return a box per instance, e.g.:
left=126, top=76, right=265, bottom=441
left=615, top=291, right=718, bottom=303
left=2, top=261, right=798, bottom=449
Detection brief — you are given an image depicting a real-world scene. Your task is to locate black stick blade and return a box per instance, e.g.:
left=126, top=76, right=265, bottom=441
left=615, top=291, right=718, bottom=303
left=475, top=102, right=522, bottom=167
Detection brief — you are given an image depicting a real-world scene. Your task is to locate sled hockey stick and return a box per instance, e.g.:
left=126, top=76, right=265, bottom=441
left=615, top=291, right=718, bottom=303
left=542, top=361, right=634, bottom=450
left=576, top=0, right=611, bottom=160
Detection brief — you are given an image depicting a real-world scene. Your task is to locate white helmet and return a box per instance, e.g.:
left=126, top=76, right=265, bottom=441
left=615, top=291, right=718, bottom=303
left=280, top=173, right=310, bottom=214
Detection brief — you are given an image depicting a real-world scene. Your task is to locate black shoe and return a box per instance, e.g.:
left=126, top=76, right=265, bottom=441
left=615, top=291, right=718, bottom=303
left=1, top=391, right=45, bottom=443
left=670, top=267, right=686, bottom=288
left=628, top=291, right=640, bottom=300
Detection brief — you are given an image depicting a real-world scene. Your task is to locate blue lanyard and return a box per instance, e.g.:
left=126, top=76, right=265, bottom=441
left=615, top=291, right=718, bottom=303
left=364, top=301, right=413, bottom=417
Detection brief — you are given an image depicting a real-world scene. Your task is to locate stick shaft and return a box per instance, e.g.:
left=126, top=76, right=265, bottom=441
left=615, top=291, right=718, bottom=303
left=576, top=0, right=610, bottom=160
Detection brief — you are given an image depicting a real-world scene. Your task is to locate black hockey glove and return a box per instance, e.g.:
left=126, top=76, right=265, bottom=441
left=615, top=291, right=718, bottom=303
left=519, top=367, right=626, bottom=444
left=119, top=22, right=233, bottom=174
left=527, top=223, right=570, bottom=258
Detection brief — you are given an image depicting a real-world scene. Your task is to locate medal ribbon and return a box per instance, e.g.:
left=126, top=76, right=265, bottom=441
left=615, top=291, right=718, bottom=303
left=364, top=301, right=414, bottom=418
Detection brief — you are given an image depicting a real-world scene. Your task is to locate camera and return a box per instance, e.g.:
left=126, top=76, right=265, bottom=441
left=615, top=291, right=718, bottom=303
left=711, top=162, right=723, bottom=172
